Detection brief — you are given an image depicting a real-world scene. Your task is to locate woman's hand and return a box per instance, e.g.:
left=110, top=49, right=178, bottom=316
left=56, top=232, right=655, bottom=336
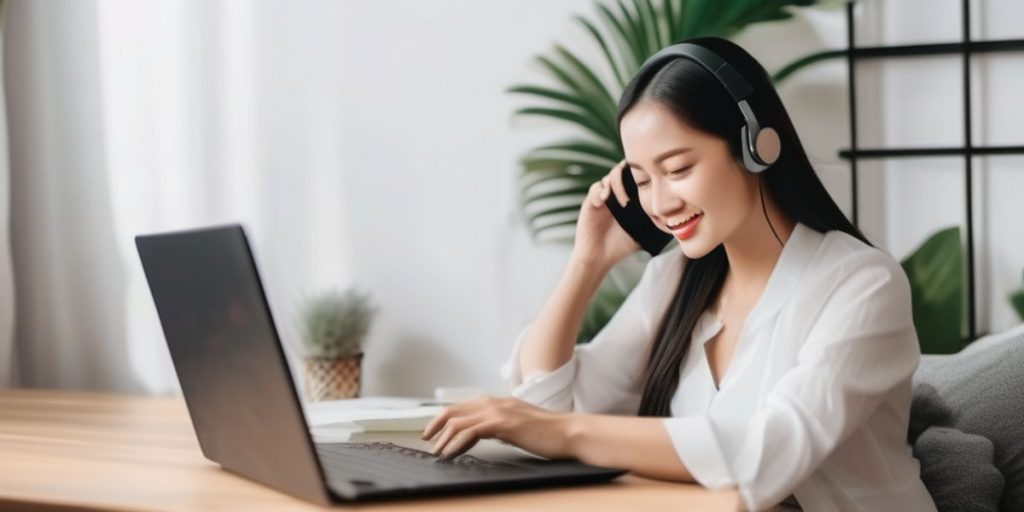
left=572, top=159, right=641, bottom=270
left=420, top=395, right=576, bottom=461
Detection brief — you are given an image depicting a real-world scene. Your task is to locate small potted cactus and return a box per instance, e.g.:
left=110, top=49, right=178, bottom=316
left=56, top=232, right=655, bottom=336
left=299, top=287, right=378, bottom=401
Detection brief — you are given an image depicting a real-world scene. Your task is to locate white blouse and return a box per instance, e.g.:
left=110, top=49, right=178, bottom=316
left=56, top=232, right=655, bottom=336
left=500, top=222, right=938, bottom=512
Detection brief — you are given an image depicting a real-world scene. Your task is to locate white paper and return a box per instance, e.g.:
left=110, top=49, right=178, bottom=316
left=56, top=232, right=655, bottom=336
left=349, top=406, right=444, bottom=430
left=304, top=397, right=444, bottom=433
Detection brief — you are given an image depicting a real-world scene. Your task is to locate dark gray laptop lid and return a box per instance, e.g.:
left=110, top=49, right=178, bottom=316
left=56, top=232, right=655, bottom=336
left=136, top=224, right=331, bottom=505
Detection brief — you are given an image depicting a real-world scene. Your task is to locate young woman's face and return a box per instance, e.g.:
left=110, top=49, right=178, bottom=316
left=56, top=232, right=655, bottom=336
left=619, top=100, right=760, bottom=259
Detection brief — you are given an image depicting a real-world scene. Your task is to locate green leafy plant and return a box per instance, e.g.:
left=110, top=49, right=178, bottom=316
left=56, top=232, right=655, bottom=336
left=899, top=226, right=964, bottom=354
left=1011, top=270, right=1024, bottom=321
left=299, top=288, right=378, bottom=359
left=508, top=0, right=825, bottom=343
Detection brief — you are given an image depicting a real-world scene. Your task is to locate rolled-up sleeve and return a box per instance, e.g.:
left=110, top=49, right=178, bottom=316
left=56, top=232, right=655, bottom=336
left=499, top=249, right=683, bottom=415
left=663, top=254, right=921, bottom=511
left=498, top=323, right=579, bottom=412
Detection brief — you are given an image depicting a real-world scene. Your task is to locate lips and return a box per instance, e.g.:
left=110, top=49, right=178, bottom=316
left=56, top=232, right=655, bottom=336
left=666, top=211, right=703, bottom=230
left=668, top=212, right=703, bottom=240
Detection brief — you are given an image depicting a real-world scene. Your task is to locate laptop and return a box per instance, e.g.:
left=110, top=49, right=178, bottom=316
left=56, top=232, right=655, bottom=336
left=135, top=223, right=627, bottom=505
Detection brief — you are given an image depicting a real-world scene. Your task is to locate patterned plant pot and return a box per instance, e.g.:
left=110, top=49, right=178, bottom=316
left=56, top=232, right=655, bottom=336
left=304, top=353, right=363, bottom=401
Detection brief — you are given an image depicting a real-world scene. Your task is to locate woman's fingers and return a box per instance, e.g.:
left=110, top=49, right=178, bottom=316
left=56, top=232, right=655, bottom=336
left=437, top=427, right=481, bottom=459
left=421, top=396, right=487, bottom=440
left=423, top=396, right=517, bottom=459
left=584, top=161, right=635, bottom=211
left=588, top=181, right=605, bottom=208
left=421, top=408, right=452, bottom=441
left=431, top=414, right=485, bottom=457
left=430, top=421, right=462, bottom=455
left=437, top=419, right=501, bottom=459
left=596, top=161, right=629, bottom=208
left=609, top=160, right=630, bottom=207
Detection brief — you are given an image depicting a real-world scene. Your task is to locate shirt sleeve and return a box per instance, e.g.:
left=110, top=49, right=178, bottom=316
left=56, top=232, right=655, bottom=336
left=499, top=248, right=684, bottom=415
left=662, top=252, right=921, bottom=511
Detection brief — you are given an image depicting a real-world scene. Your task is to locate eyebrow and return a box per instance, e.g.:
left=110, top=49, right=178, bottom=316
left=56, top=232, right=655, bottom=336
left=625, top=147, right=693, bottom=171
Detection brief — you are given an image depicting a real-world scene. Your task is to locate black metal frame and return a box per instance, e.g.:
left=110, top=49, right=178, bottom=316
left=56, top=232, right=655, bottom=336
left=840, top=0, right=1024, bottom=341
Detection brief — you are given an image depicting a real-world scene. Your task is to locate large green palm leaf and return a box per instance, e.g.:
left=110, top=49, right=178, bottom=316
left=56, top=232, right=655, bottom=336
left=900, top=226, right=964, bottom=354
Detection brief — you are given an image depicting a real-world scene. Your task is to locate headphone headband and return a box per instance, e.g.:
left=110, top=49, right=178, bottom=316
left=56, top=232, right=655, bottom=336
left=635, top=41, right=780, bottom=173
left=644, top=43, right=753, bottom=102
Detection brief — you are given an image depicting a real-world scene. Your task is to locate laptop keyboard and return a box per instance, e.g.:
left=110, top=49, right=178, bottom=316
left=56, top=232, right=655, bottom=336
left=316, top=441, right=533, bottom=484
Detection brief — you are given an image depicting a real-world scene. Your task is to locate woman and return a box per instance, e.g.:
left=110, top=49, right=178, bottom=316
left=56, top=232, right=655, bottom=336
left=422, top=37, right=937, bottom=512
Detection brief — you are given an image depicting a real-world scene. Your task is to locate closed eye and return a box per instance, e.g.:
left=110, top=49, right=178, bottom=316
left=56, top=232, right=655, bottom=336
left=634, top=165, right=693, bottom=188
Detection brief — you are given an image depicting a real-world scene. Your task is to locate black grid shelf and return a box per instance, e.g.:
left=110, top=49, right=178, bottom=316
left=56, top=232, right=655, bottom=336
left=839, top=0, right=1024, bottom=343
left=845, top=38, right=1024, bottom=60
left=839, top=146, right=1024, bottom=159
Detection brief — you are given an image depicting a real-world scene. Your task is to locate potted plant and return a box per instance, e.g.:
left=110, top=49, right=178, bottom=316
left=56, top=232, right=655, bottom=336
left=299, top=287, right=378, bottom=401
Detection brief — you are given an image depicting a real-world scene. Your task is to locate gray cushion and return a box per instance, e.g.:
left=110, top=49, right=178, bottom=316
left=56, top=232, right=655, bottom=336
left=909, top=383, right=953, bottom=444
left=913, top=426, right=1004, bottom=512
left=911, top=323, right=1024, bottom=512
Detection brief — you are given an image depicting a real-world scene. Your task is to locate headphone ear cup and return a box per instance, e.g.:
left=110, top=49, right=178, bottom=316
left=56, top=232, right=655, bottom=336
left=740, top=124, right=781, bottom=173
left=754, top=126, right=781, bottom=166
left=740, top=125, right=766, bottom=173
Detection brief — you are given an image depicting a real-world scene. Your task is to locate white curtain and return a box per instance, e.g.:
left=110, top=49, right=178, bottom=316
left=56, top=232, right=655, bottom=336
left=0, top=0, right=14, bottom=387
left=4, top=0, right=352, bottom=392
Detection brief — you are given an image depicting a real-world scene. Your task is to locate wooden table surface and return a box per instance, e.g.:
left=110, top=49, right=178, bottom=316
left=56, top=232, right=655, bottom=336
left=0, top=389, right=741, bottom=511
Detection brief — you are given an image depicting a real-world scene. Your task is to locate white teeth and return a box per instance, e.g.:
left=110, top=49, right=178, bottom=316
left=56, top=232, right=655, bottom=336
left=667, top=211, right=702, bottom=228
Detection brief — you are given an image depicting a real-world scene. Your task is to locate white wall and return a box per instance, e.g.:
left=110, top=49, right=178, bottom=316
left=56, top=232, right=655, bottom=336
left=136, top=0, right=1021, bottom=397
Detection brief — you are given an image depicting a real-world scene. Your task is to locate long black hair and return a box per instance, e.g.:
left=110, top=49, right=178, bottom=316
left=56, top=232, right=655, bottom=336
left=618, top=37, right=872, bottom=417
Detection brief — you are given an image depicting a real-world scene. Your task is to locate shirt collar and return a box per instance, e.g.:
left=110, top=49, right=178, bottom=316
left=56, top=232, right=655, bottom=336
left=692, top=222, right=823, bottom=393
left=743, top=221, right=823, bottom=331
left=682, top=221, right=824, bottom=346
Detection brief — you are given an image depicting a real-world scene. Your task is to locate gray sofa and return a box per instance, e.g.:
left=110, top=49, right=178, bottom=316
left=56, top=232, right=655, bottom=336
left=910, top=323, right=1024, bottom=512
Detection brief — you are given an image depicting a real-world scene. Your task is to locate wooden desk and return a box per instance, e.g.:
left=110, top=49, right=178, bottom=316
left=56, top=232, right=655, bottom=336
left=0, top=390, right=741, bottom=511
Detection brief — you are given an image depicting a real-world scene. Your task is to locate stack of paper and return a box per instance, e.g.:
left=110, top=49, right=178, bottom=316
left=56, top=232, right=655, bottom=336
left=303, top=397, right=445, bottom=443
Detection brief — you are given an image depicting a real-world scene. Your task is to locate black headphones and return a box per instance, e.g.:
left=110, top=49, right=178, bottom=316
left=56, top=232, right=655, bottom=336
left=635, top=42, right=781, bottom=173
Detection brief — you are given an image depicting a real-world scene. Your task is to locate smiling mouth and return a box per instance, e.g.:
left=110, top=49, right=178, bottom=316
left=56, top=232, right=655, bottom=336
left=666, top=211, right=703, bottom=229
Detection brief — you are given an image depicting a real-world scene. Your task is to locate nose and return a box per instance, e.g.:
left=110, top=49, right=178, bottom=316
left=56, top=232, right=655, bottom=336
left=648, top=179, right=685, bottom=220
